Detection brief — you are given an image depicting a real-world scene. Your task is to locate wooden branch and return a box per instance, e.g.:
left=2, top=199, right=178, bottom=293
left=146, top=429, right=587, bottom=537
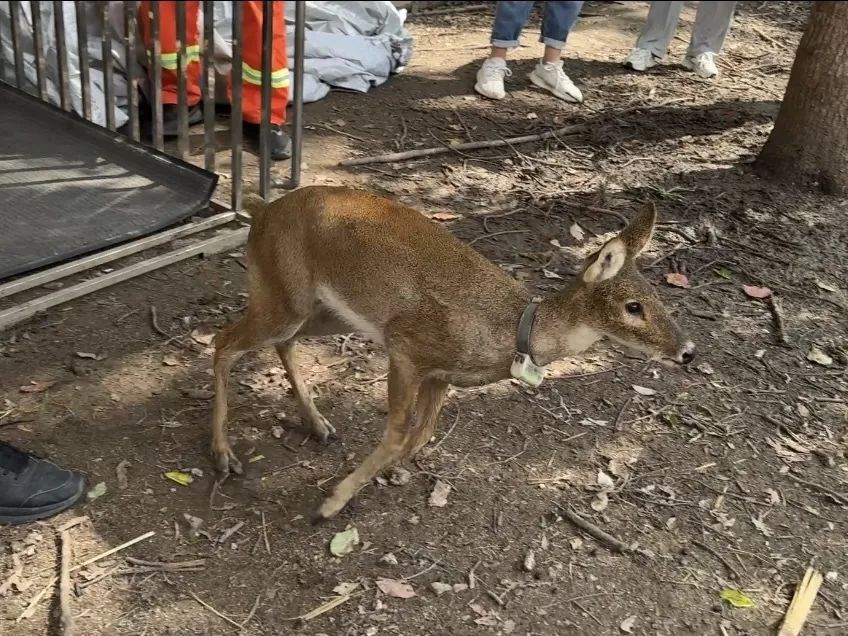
left=557, top=505, right=634, bottom=554
left=59, top=530, right=74, bottom=636
left=339, top=124, right=587, bottom=167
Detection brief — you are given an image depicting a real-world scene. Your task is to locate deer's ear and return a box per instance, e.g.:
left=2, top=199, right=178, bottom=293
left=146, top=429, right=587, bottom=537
left=583, top=238, right=626, bottom=283
left=619, top=202, right=657, bottom=257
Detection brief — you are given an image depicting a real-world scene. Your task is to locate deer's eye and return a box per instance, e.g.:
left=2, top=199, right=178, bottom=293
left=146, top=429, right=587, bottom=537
left=625, top=302, right=643, bottom=316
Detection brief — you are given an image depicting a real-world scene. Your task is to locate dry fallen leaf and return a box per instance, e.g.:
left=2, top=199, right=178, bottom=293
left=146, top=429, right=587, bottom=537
left=332, top=581, right=359, bottom=596
left=432, top=211, right=460, bottom=221
left=162, top=354, right=181, bottom=367
left=376, top=577, right=416, bottom=599
left=116, top=460, right=130, bottom=490
left=75, top=351, right=104, bottom=360
left=620, top=615, right=637, bottom=633
left=86, top=482, right=107, bottom=501
left=428, top=480, right=451, bottom=507
left=164, top=471, right=193, bottom=487
left=20, top=381, right=54, bottom=394
left=389, top=467, right=411, bottom=486
left=190, top=326, right=215, bottom=345
left=743, top=285, right=773, bottom=299
left=632, top=384, right=657, bottom=396
left=523, top=549, right=536, bottom=572
left=815, top=279, right=838, bottom=293
left=806, top=347, right=833, bottom=367
left=751, top=514, right=774, bottom=537
left=597, top=470, right=615, bottom=490
left=430, top=581, right=453, bottom=596
left=665, top=272, right=690, bottom=288
left=183, top=388, right=215, bottom=400
left=721, top=588, right=754, bottom=608
left=569, top=223, right=586, bottom=242
left=329, top=526, right=360, bottom=557
left=542, top=269, right=563, bottom=280
left=591, top=491, right=609, bottom=512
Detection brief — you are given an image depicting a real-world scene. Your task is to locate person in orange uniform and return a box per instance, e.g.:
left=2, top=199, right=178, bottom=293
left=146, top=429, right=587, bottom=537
left=137, top=1, right=292, bottom=160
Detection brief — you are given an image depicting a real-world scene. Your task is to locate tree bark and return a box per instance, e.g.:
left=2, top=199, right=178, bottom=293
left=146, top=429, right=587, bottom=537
left=755, top=2, right=848, bottom=195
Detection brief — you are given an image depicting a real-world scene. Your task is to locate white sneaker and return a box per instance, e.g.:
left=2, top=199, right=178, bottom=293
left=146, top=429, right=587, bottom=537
left=474, top=57, right=511, bottom=100
left=624, top=48, right=659, bottom=72
left=682, top=52, right=719, bottom=78
left=528, top=61, right=583, bottom=103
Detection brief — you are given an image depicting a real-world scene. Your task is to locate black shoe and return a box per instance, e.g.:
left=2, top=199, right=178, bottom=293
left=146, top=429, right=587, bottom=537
left=244, top=122, right=292, bottom=161
left=161, top=103, right=203, bottom=137
left=0, top=443, right=85, bottom=526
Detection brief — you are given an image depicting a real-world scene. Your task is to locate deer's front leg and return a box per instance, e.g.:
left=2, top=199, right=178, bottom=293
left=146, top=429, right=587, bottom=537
left=315, top=357, right=419, bottom=520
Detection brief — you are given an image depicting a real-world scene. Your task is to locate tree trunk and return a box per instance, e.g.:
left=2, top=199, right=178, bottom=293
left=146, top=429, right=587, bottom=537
left=755, top=2, right=848, bottom=195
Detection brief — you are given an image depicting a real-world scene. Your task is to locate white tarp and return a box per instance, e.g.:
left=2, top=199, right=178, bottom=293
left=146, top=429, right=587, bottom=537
left=0, top=1, right=132, bottom=128
left=0, top=1, right=412, bottom=127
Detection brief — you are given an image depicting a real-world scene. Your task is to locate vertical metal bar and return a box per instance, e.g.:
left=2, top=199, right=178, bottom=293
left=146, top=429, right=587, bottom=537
left=258, top=0, right=272, bottom=200
left=0, top=7, right=5, bottom=80
left=101, top=1, right=115, bottom=130
left=290, top=0, right=306, bottom=188
left=53, top=0, right=71, bottom=110
left=230, top=0, right=243, bottom=211
left=201, top=0, right=215, bottom=171
left=150, top=1, right=163, bottom=151
left=9, top=1, right=26, bottom=89
left=175, top=0, right=188, bottom=159
left=123, top=0, right=139, bottom=140
left=30, top=1, right=47, bottom=99
left=75, top=1, right=91, bottom=120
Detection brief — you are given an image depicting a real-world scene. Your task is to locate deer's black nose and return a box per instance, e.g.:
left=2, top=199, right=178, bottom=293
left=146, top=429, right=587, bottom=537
left=678, top=341, right=696, bottom=365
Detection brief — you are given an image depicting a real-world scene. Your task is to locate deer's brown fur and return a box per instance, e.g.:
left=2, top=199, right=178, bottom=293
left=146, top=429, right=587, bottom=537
left=211, top=186, right=694, bottom=519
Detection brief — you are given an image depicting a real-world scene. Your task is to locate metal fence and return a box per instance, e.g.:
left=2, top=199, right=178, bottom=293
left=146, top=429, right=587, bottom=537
left=1, top=0, right=305, bottom=207
left=0, top=1, right=306, bottom=330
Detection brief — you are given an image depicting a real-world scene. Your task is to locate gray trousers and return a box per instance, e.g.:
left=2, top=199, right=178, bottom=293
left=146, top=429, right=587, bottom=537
left=636, top=1, right=737, bottom=57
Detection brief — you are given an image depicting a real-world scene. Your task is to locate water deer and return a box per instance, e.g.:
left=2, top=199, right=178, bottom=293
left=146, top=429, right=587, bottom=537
left=211, top=186, right=695, bottom=520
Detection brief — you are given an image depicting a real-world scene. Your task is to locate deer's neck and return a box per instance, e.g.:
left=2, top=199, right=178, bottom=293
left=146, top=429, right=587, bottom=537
left=528, top=288, right=601, bottom=366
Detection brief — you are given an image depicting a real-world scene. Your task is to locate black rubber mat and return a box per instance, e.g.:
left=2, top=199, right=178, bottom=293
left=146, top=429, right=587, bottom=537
left=0, top=83, right=218, bottom=280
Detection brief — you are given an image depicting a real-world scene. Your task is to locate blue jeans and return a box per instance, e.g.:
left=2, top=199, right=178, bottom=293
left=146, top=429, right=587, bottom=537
left=491, top=1, right=584, bottom=50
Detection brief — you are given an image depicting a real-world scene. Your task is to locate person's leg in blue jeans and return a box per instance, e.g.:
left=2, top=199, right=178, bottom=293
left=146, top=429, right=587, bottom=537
left=475, top=1, right=585, bottom=103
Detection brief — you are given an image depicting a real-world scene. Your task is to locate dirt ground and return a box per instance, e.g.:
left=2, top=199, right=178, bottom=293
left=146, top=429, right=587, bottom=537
left=2, top=2, right=847, bottom=635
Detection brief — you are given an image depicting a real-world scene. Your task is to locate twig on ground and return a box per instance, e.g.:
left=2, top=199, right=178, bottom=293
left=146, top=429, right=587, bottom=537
left=58, top=516, right=88, bottom=532
left=429, top=406, right=461, bottom=453
left=452, top=106, right=473, bottom=143
left=339, top=124, right=587, bottom=167
left=314, top=123, right=368, bottom=143
left=779, top=567, right=823, bottom=636
left=18, top=531, right=155, bottom=621
left=240, top=593, right=262, bottom=630
left=396, top=116, right=408, bottom=151
left=218, top=521, right=245, bottom=545
left=59, top=530, right=74, bottom=636
left=124, top=557, right=207, bottom=571
left=411, top=3, right=490, bottom=16
left=481, top=208, right=520, bottom=233
left=149, top=305, right=168, bottom=337
left=467, top=229, right=529, bottom=246
left=562, top=365, right=625, bottom=380
left=189, top=591, right=243, bottom=630
left=261, top=511, right=271, bottom=555
left=282, top=594, right=352, bottom=621
left=691, top=539, right=742, bottom=580
left=766, top=296, right=789, bottom=345
left=557, top=505, right=635, bottom=554
left=614, top=397, right=633, bottom=431
left=752, top=26, right=787, bottom=49
left=785, top=472, right=848, bottom=506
